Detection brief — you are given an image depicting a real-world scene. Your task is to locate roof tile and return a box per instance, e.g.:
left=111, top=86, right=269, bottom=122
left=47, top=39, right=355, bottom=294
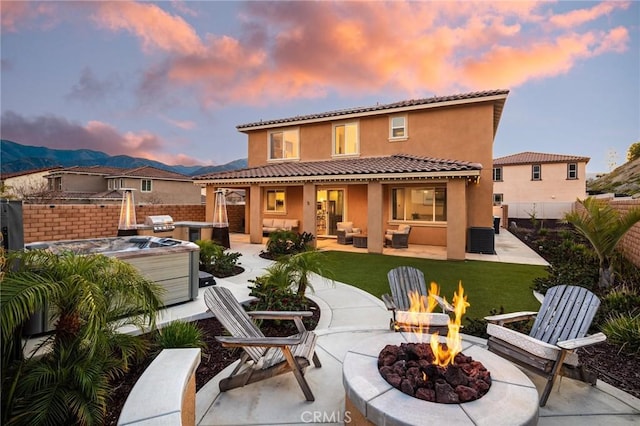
left=494, top=152, right=590, bottom=166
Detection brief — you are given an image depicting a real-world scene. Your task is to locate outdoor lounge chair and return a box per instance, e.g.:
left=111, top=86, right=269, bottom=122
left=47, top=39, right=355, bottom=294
left=203, top=286, right=321, bottom=401
left=485, top=284, right=606, bottom=406
left=384, top=224, right=411, bottom=248
left=382, top=266, right=452, bottom=333
left=336, top=221, right=361, bottom=245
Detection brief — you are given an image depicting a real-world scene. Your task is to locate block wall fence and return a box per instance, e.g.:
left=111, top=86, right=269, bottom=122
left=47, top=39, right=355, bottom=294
left=17, top=200, right=640, bottom=268
left=21, top=204, right=245, bottom=244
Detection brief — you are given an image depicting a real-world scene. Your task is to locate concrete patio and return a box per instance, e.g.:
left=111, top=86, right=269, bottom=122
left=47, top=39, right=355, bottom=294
left=155, top=231, right=639, bottom=425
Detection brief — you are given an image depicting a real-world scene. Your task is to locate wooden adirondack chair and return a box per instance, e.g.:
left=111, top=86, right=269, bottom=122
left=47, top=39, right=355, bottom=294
left=485, top=284, right=606, bottom=406
left=382, top=266, right=452, bottom=333
left=203, top=286, right=321, bottom=401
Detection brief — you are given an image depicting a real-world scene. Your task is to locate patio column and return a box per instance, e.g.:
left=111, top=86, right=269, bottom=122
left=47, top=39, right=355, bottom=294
left=249, top=184, right=263, bottom=244
left=302, top=182, right=317, bottom=248
left=447, top=179, right=467, bottom=260
left=367, top=181, right=383, bottom=254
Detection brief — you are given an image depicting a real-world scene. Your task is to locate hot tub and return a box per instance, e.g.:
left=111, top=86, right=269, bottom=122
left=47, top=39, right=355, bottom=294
left=25, top=236, right=200, bottom=320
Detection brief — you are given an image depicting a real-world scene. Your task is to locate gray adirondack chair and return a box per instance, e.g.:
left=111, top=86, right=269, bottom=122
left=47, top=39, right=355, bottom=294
left=382, top=266, right=452, bottom=333
left=203, top=286, right=321, bottom=401
left=485, top=284, right=606, bottom=406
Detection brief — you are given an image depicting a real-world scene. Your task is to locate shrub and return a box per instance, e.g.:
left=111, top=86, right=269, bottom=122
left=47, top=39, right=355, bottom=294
left=196, top=240, right=242, bottom=277
left=155, top=320, right=206, bottom=351
left=601, top=313, right=640, bottom=354
left=594, top=285, right=640, bottom=329
left=262, top=230, right=314, bottom=259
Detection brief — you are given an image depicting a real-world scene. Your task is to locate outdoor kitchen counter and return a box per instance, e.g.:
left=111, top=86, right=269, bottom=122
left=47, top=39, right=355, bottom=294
left=343, top=332, right=539, bottom=426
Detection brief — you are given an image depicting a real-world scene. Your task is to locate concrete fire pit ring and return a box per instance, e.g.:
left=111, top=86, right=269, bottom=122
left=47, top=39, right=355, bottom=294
left=343, top=332, right=539, bottom=426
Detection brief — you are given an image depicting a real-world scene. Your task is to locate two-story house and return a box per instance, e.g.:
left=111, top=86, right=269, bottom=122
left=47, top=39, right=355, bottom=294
left=195, top=90, right=510, bottom=260
left=492, top=152, right=590, bottom=220
left=44, top=165, right=201, bottom=205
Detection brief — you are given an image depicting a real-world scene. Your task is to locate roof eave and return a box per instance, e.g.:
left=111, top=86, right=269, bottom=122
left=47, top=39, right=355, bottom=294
left=195, top=170, right=481, bottom=185
left=238, top=93, right=510, bottom=132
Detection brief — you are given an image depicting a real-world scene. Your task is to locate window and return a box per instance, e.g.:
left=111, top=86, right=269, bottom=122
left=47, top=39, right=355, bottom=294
left=269, top=129, right=299, bottom=160
left=531, top=164, right=541, bottom=181
left=567, top=163, right=578, bottom=179
left=333, top=122, right=359, bottom=156
left=49, top=177, right=62, bottom=191
left=265, top=189, right=286, bottom=212
left=141, top=179, right=152, bottom=192
left=493, top=193, right=503, bottom=206
left=391, top=186, right=447, bottom=222
left=492, top=167, right=503, bottom=181
left=389, top=115, right=407, bottom=140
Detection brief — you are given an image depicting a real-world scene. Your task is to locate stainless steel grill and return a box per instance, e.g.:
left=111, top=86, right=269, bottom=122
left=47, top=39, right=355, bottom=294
left=144, top=215, right=175, bottom=232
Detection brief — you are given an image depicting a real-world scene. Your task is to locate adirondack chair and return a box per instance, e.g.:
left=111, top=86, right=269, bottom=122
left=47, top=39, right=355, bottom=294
left=485, top=284, right=606, bottom=406
left=203, top=286, right=321, bottom=401
left=382, top=266, right=452, bottom=333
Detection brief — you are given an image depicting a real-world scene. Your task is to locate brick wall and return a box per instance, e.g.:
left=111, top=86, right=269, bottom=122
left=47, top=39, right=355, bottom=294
left=227, top=204, right=245, bottom=233
left=610, top=199, right=640, bottom=268
left=22, top=204, right=207, bottom=243
left=573, top=198, right=640, bottom=269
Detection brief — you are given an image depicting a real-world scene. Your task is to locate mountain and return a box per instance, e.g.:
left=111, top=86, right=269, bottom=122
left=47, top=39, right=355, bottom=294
left=0, top=140, right=247, bottom=176
left=587, top=157, right=640, bottom=197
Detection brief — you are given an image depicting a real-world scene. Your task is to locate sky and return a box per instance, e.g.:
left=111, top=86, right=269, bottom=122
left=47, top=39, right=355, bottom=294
left=1, top=1, right=638, bottom=174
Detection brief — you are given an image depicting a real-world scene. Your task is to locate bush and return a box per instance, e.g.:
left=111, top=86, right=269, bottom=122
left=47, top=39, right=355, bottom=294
left=262, top=230, right=315, bottom=259
left=155, top=320, right=206, bottom=351
left=601, top=313, right=640, bottom=354
left=196, top=240, right=242, bottom=277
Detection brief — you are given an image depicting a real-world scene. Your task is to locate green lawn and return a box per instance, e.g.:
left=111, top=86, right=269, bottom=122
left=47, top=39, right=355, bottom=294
left=319, top=251, right=548, bottom=320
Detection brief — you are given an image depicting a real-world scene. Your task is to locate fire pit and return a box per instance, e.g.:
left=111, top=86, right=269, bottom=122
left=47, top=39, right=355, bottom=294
left=343, top=333, right=539, bottom=425
left=379, top=283, right=491, bottom=404
left=343, top=283, right=538, bottom=425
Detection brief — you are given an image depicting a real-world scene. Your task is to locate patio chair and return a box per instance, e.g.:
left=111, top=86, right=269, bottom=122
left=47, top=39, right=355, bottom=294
left=336, top=221, right=361, bottom=244
left=203, top=286, right=321, bottom=401
left=485, top=284, right=606, bottom=406
left=384, top=224, right=411, bottom=248
left=382, top=266, right=452, bottom=333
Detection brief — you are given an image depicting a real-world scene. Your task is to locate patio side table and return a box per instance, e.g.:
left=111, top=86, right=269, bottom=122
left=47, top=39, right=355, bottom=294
left=353, top=234, right=368, bottom=248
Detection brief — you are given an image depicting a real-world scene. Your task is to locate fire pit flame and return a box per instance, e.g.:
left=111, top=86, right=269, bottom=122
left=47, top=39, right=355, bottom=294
left=378, top=281, right=491, bottom=404
left=431, top=281, right=469, bottom=367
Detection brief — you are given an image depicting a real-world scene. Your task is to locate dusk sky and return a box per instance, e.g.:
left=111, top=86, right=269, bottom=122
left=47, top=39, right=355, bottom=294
left=1, top=1, right=638, bottom=174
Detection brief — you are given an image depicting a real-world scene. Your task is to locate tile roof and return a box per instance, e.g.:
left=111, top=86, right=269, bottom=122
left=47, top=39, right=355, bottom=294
left=237, top=89, right=509, bottom=131
left=108, top=166, right=191, bottom=180
left=0, top=166, right=63, bottom=179
left=194, top=154, right=482, bottom=184
left=47, top=165, right=191, bottom=180
left=494, top=152, right=590, bottom=166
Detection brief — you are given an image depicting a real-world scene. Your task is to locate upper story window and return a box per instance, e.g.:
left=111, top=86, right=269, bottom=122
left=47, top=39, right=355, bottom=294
left=567, top=163, right=578, bottom=179
left=389, top=115, right=407, bottom=140
left=269, top=129, right=299, bottom=160
left=492, top=167, right=503, bottom=181
left=141, top=179, right=152, bottom=192
left=531, top=164, right=542, bottom=181
left=265, top=189, right=286, bottom=212
left=493, top=193, right=503, bottom=206
left=391, top=186, right=447, bottom=222
left=333, top=122, right=359, bottom=156
left=49, top=177, right=62, bottom=191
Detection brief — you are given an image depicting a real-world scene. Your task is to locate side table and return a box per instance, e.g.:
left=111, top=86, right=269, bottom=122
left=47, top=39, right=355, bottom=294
left=353, top=234, right=368, bottom=248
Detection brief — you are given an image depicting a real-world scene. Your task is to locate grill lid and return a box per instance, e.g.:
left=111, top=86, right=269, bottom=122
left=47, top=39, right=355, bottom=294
left=144, top=215, right=175, bottom=232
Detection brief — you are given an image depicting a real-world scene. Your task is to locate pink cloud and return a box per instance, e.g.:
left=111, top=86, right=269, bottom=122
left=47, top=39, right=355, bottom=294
left=460, top=28, right=628, bottom=88
left=92, top=1, right=204, bottom=55
left=549, top=1, right=630, bottom=29
left=135, top=1, right=631, bottom=107
left=0, top=111, right=203, bottom=165
left=1, top=1, right=58, bottom=33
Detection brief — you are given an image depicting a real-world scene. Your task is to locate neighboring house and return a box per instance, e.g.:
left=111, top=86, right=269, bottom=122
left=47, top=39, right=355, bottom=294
left=0, top=167, right=62, bottom=200
left=492, top=152, right=590, bottom=220
left=195, top=90, right=510, bottom=260
left=42, top=165, right=201, bottom=205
